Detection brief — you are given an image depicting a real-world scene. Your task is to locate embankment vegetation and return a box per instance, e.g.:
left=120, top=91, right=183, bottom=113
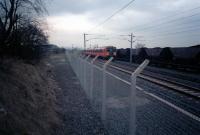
left=0, top=0, right=48, bottom=59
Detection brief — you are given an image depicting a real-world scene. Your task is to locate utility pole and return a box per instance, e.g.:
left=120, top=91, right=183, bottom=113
left=84, top=33, right=86, bottom=50
left=129, top=33, right=135, bottom=63
left=120, top=33, right=135, bottom=63
left=84, top=34, right=106, bottom=50
left=72, top=44, right=74, bottom=50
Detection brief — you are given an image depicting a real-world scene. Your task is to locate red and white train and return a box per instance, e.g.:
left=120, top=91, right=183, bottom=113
left=83, top=46, right=117, bottom=59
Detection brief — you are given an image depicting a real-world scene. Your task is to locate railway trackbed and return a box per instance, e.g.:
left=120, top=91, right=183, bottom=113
left=95, top=60, right=200, bottom=100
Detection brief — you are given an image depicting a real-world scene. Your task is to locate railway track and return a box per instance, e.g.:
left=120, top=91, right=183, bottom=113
left=95, top=60, right=200, bottom=100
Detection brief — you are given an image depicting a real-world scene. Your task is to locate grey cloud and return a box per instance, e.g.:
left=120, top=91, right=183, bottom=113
left=48, top=0, right=124, bottom=15
left=47, top=0, right=200, bottom=48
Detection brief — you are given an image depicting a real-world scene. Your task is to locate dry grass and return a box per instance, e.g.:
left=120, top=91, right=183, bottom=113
left=0, top=57, right=60, bottom=135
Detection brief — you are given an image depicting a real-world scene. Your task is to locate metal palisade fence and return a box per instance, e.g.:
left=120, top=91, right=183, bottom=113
left=67, top=50, right=149, bottom=135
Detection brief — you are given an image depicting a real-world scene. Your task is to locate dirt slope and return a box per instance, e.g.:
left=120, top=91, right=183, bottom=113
left=0, top=58, right=60, bottom=135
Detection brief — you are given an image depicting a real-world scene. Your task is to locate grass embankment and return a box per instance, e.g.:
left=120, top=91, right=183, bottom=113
left=0, top=57, right=60, bottom=135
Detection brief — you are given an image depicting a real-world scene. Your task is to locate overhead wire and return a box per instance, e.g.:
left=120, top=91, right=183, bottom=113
left=131, top=6, right=200, bottom=47
left=88, top=0, right=135, bottom=32
left=143, top=40, right=200, bottom=47
left=134, top=11, right=200, bottom=32
left=135, top=18, right=200, bottom=35
left=87, top=3, right=200, bottom=47
left=144, top=28, right=200, bottom=40
left=139, top=23, right=200, bottom=37
left=131, top=5, right=200, bottom=31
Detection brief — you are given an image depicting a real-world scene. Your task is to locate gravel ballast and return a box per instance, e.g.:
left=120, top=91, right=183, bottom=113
left=49, top=54, right=108, bottom=135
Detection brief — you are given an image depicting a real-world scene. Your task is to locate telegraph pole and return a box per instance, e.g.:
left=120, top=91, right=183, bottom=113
left=120, top=33, right=135, bottom=63
left=130, top=33, right=133, bottom=63
left=72, top=44, right=74, bottom=50
left=84, top=35, right=108, bottom=50
left=84, top=33, right=86, bottom=50
left=129, top=33, right=135, bottom=63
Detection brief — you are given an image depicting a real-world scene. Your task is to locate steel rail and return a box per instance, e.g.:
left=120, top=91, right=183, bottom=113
left=95, top=60, right=200, bottom=99
left=111, top=61, right=200, bottom=92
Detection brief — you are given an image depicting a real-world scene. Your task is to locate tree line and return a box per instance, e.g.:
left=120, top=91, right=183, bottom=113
left=0, top=0, right=48, bottom=59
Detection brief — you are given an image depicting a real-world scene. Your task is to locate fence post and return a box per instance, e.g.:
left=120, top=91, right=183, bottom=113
left=81, top=57, right=85, bottom=86
left=74, top=53, right=78, bottom=75
left=129, top=59, right=149, bottom=135
left=83, top=55, right=91, bottom=91
left=68, top=51, right=72, bottom=64
left=79, top=56, right=83, bottom=87
left=78, top=56, right=82, bottom=78
left=102, top=57, right=114, bottom=121
left=90, top=55, right=99, bottom=100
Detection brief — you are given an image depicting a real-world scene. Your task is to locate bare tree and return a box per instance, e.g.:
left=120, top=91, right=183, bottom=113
left=20, top=22, right=48, bottom=46
left=135, top=43, right=146, bottom=49
left=0, top=0, right=47, bottom=45
left=0, top=0, right=48, bottom=59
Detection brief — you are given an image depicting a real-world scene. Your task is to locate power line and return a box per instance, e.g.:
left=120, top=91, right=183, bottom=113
left=139, top=21, right=200, bottom=37
left=134, top=11, right=200, bottom=32
left=136, top=25, right=200, bottom=46
left=144, top=34, right=200, bottom=44
left=130, top=5, right=200, bottom=31
left=88, top=0, right=135, bottom=32
left=136, top=18, right=200, bottom=34
left=142, top=28, right=200, bottom=41
left=144, top=40, right=200, bottom=47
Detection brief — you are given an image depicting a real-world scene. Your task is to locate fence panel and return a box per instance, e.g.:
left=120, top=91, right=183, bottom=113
left=67, top=52, right=138, bottom=135
left=67, top=51, right=200, bottom=135
left=84, top=61, right=92, bottom=96
left=105, top=71, right=131, bottom=135
left=92, top=65, right=104, bottom=114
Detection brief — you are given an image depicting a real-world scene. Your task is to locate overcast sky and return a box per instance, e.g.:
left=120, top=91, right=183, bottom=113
left=46, top=0, right=200, bottom=49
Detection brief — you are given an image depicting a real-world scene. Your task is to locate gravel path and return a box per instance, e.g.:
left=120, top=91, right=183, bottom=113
left=48, top=54, right=108, bottom=135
